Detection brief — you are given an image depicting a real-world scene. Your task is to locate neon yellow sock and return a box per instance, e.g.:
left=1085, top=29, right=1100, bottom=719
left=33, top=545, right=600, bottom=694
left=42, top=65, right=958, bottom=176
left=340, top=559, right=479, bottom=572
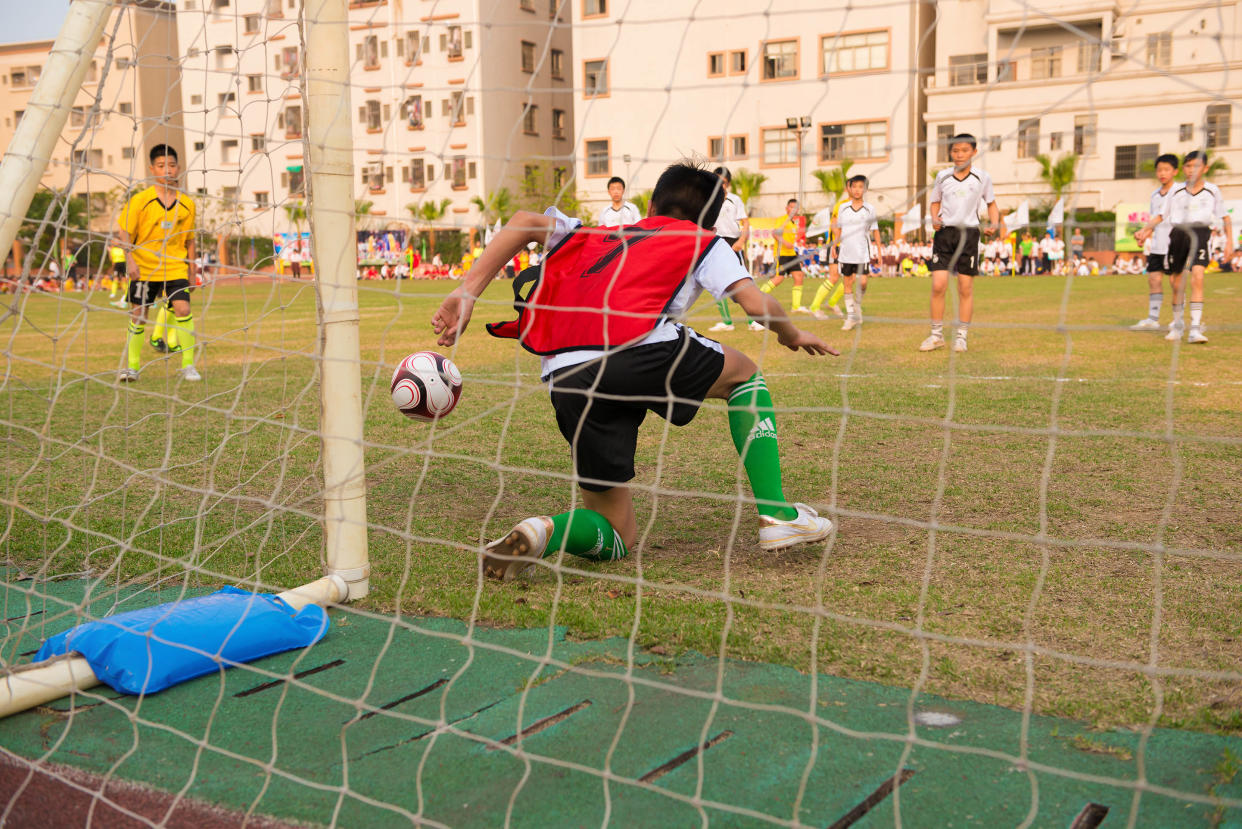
left=126, top=323, right=144, bottom=370
left=827, top=280, right=845, bottom=308
left=810, top=281, right=831, bottom=311
left=174, top=314, right=195, bottom=367
left=791, top=285, right=803, bottom=309
left=165, top=305, right=179, bottom=350
left=151, top=305, right=167, bottom=344
left=759, top=281, right=775, bottom=294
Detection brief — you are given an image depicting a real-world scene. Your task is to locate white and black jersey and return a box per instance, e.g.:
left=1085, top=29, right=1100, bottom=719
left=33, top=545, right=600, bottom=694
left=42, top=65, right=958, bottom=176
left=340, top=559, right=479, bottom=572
left=835, top=201, right=878, bottom=265
left=599, top=201, right=642, bottom=228
left=1168, top=182, right=1225, bottom=228
left=714, top=192, right=748, bottom=239
left=929, top=167, right=995, bottom=228
left=1147, top=185, right=1175, bottom=255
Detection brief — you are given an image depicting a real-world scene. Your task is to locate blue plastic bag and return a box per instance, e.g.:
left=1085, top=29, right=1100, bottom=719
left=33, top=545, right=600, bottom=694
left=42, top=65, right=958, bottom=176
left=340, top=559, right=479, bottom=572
left=35, top=586, right=330, bottom=695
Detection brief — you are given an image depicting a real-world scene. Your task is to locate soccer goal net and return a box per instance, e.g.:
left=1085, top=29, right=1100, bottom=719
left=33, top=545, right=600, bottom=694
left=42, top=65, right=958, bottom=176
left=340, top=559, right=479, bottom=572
left=0, top=0, right=1238, bottom=825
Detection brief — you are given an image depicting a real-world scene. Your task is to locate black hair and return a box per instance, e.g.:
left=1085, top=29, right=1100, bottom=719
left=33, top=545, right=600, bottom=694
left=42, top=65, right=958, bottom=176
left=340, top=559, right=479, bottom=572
left=950, top=133, right=977, bottom=149
left=786, top=198, right=798, bottom=206
left=847, top=174, right=868, bottom=187
left=649, top=161, right=725, bottom=229
left=1183, top=150, right=1207, bottom=164
left=149, top=144, right=178, bottom=164
left=712, top=166, right=731, bottom=182
left=606, top=176, right=626, bottom=189
left=1155, top=153, right=1180, bottom=169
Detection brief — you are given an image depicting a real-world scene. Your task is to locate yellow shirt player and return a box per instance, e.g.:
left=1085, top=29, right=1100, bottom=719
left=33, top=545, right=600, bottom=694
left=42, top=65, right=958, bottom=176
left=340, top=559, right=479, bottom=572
left=759, top=198, right=810, bottom=311
left=107, top=242, right=128, bottom=305
left=117, top=144, right=200, bottom=382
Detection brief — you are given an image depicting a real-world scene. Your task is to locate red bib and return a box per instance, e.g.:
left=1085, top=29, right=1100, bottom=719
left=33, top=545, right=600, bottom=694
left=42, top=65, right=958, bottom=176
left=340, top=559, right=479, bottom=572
left=487, top=216, right=721, bottom=355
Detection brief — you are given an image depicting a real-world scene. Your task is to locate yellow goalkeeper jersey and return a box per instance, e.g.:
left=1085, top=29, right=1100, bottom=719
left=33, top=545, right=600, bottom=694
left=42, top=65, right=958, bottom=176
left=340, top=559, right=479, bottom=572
left=117, top=186, right=196, bottom=281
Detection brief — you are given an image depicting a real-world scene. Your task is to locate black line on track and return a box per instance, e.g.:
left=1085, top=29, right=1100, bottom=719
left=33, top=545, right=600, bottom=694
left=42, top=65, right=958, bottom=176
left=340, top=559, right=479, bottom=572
left=488, top=700, right=592, bottom=750
left=639, top=730, right=733, bottom=783
left=356, top=678, right=448, bottom=721
left=233, top=658, right=345, bottom=698
left=826, top=768, right=916, bottom=829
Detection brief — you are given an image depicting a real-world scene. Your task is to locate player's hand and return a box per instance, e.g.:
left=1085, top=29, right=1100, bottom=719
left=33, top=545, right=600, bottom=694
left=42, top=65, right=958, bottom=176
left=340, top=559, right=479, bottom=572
left=431, top=287, right=476, bottom=346
left=1134, top=228, right=1151, bottom=244
left=778, top=328, right=838, bottom=356
left=931, top=217, right=943, bottom=230
left=982, top=223, right=996, bottom=237
left=126, top=261, right=139, bottom=281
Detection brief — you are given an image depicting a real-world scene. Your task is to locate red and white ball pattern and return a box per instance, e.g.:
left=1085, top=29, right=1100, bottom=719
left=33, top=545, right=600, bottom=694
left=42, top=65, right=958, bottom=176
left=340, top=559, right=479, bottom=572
left=390, top=351, right=463, bottom=421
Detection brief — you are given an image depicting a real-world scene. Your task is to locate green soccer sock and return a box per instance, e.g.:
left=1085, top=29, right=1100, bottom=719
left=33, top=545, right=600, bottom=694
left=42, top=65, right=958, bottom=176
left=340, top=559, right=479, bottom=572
left=545, top=509, right=628, bottom=562
left=716, top=298, right=733, bottom=325
left=727, top=373, right=797, bottom=521
left=126, top=322, right=144, bottom=370
left=174, top=314, right=195, bottom=367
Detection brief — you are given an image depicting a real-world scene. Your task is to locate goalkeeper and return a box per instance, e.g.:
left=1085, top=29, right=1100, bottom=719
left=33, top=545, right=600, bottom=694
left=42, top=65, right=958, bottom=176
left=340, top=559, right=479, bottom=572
left=432, top=162, right=837, bottom=581
left=116, top=144, right=200, bottom=382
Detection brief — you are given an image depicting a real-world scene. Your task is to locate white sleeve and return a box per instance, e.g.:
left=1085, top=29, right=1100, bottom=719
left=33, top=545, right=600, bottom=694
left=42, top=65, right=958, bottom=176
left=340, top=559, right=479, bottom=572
left=981, top=173, right=996, bottom=204
left=694, top=238, right=753, bottom=300
left=736, top=195, right=748, bottom=221
left=868, top=207, right=878, bottom=232
left=929, top=172, right=943, bottom=203
left=1213, top=186, right=1226, bottom=220
left=543, top=206, right=582, bottom=248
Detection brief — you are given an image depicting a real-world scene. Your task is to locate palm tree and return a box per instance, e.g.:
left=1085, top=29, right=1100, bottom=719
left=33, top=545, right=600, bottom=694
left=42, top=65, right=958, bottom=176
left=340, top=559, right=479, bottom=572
left=354, top=199, right=375, bottom=231
left=283, top=200, right=307, bottom=235
left=730, top=168, right=767, bottom=212
left=407, top=198, right=451, bottom=254
left=630, top=189, right=654, bottom=217
left=812, top=159, right=854, bottom=207
left=1034, top=153, right=1078, bottom=205
left=469, top=188, right=515, bottom=225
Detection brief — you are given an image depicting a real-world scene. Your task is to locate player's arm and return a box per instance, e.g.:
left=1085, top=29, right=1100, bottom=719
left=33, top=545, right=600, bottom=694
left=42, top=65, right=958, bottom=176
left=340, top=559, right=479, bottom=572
left=984, top=201, right=999, bottom=236
left=1223, top=215, right=1234, bottom=259
left=1133, top=214, right=1164, bottom=243
left=726, top=278, right=837, bottom=356
left=186, top=236, right=197, bottom=282
left=432, top=210, right=554, bottom=346
left=735, top=216, right=749, bottom=251
left=870, top=229, right=883, bottom=263
left=117, top=228, right=140, bottom=280
left=929, top=200, right=942, bottom=229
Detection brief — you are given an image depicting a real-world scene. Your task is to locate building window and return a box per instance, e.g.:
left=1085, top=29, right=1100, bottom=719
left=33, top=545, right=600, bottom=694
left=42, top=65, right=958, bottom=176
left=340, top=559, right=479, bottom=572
left=552, top=108, right=566, bottom=139
left=251, top=135, right=266, bottom=152
left=583, top=0, right=606, bottom=16
left=949, top=53, right=987, bottom=86
left=244, top=14, right=260, bottom=33
left=996, top=58, right=1015, bottom=82
left=284, top=104, right=303, bottom=138
left=360, top=35, right=379, bottom=69
left=761, top=127, right=797, bottom=165
left=708, top=52, right=725, bottom=77
left=1114, top=143, right=1158, bottom=179
left=404, top=95, right=424, bottom=129
left=69, top=106, right=86, bottom=127
left=450, top=91, right=466, bottom=125
left=190, top=94, right=202, bottom=106
left=551, top=48, right=564, bottom=78
left=523, top=104, right=538, bottom=134
left=247, top=74, right=262, bottom=93
left=1049, top=131, right=1063, bottom=151
left=730, top=50, right=747, bottom=74
left=446, top=26, right=463, bottom=59
left=215, top=45, right=234, bottom=70
left=1017, top=118, right=1040, bottom=158
left=731, top=134, right=748, bottom=158
left=584, top=59, right=608, bottom=96
left=281, top=47, right=298, bottom=77
left=936, top=124, right=954, bottom=163
left=521, top=41, right=536, bottom=73
left=520, top=0, right=535, bottom=10
left=122, top=146, right=134, bottom=159
left=254, top=191, right=269, bottom=207
left=217, top=92, right=236, bottom=114
left=402, top=31, right=422, bottom=63
left=585, top=138, right=610, bottom=176
left=709, top=136, right=724, bottom=160
left=451, top=156, right=467, bottom=188
left=989, top=135, right=1002, bottom=151
left=85, top=61, right=98, bottom=83
left=820, top=120, right=887, bottom=161
left=1147, top=33, right=1171, bottom=68
left=1179, top=123, right=1193, bottom=142
left=825, top=30, right=888, bottom=74
left=1205, top=104, right=1231, bottom=148
left=193, top=140, right=205, bottom=151
left=361, top=99, right=381, bottom=130
left=1077, top=39, right=1102, bottom=73
left=221, top=139, right=239, bottom=165
left=408, top=159, right=425, bottom=190
left=363, top=161, right=383, bottom=192
left=1030, top=46, right=1062, bottom=80
left=1073, top=114, right=1096, bottom=155
left=288, top=167, right=305, bottom=194
left=222, top=186, right=239, bottom=206
left=762, top=39, right=798, bottom=80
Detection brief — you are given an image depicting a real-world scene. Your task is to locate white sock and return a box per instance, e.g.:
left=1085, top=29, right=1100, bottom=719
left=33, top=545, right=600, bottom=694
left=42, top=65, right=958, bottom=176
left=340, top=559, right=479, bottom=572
left=1189, top=302, right=1203, bottom=329
left=956, top=323, right=969, bottom=341
left=1171, top=304, right=1184, bottom=328
left=931, top=322, right=943, bottom=339
left=1147, top=292, right=1162, bottom=321
left=844, top=294, right=856, bottom=319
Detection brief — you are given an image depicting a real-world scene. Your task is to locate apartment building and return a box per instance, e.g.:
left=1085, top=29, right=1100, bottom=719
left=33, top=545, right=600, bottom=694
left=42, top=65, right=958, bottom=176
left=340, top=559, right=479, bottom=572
left=176, top=0, right=574, bottom=235
left=924, top=0, right=1240, bottom=211
left=0, top=0, right=182, bottom=224
left=569, top=0, right=935, bottom=219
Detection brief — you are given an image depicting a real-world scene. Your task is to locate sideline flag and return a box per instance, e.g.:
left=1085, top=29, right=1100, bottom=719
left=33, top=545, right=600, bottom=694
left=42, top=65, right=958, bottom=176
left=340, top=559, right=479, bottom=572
left=1047, top=198, right=1065, bottom=229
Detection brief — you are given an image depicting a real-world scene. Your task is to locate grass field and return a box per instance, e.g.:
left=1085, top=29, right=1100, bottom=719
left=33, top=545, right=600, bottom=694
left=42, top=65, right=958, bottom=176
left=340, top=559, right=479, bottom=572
left=2, top=271, right=1239, bottom=742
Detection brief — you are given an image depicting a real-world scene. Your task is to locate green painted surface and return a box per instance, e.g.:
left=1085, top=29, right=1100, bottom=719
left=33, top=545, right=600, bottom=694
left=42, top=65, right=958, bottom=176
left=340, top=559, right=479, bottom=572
left=1, top=576, right=1239, bottom=827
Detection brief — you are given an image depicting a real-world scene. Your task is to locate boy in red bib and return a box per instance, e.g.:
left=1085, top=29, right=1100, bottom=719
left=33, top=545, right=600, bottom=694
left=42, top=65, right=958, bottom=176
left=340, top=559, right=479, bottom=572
left=432, top=163, right=837, bottom=580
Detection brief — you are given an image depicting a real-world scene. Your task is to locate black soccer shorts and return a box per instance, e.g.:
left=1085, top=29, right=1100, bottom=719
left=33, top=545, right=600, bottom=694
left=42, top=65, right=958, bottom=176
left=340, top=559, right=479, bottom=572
left=930, top=227, right=981, bottom=276
left=128, top=278, right=191, bottom=307
left=1167, top=227, right=1211, bottom=273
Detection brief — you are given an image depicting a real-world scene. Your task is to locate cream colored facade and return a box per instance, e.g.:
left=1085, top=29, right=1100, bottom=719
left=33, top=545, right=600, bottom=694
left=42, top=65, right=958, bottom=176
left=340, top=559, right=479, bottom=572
left=569, top=0, right=934, bottom=220
left=175, top=0, right=574, bottom=235
left=0, top=1, right=182, bottom=224
left=924, top=0, right=1241, bottom=212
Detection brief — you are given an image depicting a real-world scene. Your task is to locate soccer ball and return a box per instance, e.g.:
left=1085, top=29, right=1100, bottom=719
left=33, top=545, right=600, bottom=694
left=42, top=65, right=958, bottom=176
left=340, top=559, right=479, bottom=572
left=390, top=351, right=463, bottom=421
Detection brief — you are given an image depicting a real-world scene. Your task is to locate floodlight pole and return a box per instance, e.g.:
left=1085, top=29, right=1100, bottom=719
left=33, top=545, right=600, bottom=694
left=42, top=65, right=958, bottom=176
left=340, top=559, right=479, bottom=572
left=304, top=0, right=370, bottom=600
left=0, top=0, right=111, bottom=273
left=787, top=116, right=811, bottom=211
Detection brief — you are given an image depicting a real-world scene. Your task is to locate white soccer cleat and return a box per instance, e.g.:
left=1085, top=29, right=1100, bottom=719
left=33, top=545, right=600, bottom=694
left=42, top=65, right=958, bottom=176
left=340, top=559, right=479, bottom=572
left=953, top=337, right=968, bottom=353
left=759, top=503, right=833, bottom=551
left=793, top=306, right=812, bottom=314
left=117, top=368, right=139, bottom=383
left=918, top=335, right=946, bottom=352
left=483, top=516, right=551, bottom=581
left=811, top=309, right=829, bottom=320
left=1186, top=328, right=1208, bottom=344
left=841, top=317, right=858, bottom=331
left=748, top=321, right=765, bottom=331
left=177, top=366, right=202, bottom=382
left=707, top=322, right=735, bottom=332
left=1164, top=326, right=1184, bottom=342
left=831, top=304, right=846, bottom=318
left=110, top=299, right=129, bottom=309
left=1129, top=318, right=1161, bottom=331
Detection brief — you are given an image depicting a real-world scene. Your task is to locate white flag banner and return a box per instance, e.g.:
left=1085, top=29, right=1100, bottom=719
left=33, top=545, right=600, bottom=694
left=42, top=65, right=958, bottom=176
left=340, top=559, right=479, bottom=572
left=806, top=206, right=834, bottom=238
left=900, top=204, right=921, bottom=236
left=1009, top=200, right=1030, bottom=231
left=1047, top=198, right=1065, bottom=228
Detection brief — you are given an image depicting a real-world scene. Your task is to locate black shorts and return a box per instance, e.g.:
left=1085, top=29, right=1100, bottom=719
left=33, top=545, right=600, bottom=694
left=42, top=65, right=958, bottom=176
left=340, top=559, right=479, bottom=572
left=1146, top=253, right=1170, bottom=274
left=839, top=262, right=866, bottom=276
left=1167, top=227, right=1211, bottom=273
left=777, top=255, right=802, bottom=275
left=930, top=227, right=981, bottom=276
left=112, top=262, right=126, bottom=277
left=129, top=278, right=191, bottom=307
left=548, top=330, right=725, bottom=492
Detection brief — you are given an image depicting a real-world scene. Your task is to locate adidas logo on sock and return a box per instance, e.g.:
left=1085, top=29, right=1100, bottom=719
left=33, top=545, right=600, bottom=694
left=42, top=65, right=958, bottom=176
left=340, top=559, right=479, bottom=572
left=748, top=417, right=777, bottom=441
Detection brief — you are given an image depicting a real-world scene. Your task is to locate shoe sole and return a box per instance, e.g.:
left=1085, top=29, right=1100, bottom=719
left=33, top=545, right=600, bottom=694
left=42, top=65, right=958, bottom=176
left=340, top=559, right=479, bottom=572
left=483, top=527, right=542, bottom=581
left=760, top=520, right=833, bottom=552
left=918, top=342, right=945, bottom=352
